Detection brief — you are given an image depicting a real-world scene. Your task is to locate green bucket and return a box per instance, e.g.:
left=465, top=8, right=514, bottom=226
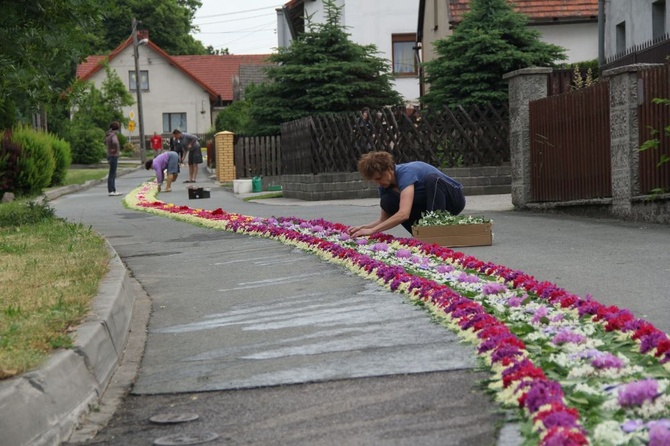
left=252, top=176, right=262, bottom=193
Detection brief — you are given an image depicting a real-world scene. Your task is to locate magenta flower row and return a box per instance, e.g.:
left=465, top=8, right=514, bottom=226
left=134, top=194, right=592, bottom=444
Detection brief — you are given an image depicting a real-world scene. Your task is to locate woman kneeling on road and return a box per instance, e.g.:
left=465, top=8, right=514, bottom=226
left=145, top=151, right=180, bottom=192
left=348, top=151, right=465, bottom=237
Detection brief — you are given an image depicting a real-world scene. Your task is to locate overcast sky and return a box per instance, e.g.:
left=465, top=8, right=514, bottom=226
left=191, top=1, right=283, bottom=55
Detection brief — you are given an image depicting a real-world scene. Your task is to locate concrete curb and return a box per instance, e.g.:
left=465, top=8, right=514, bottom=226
left=42, top=166, right=141, bottom=201
left=0, top=184, right=139, bottom=446
left=0, top=243, right=136, bottom=446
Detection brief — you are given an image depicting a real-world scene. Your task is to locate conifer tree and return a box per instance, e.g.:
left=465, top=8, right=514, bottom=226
left=247, top=0, right=403, bottom=135
left=421, top=0, right=566, bottom=108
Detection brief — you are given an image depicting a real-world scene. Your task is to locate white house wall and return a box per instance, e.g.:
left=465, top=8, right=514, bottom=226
left=529, top=23, right=599, bottom=63
left=302, top=0, right=420, bottom=103
left=87, top=45, right=212, bottom=138
left=605, top=0, right=670, bottom=59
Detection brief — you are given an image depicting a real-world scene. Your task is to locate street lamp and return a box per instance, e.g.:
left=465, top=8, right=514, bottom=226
left=132, top=18, right=149, bottom=164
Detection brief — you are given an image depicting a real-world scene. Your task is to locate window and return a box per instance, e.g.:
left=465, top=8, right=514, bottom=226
left=163, top=113, right=187, bottom=133
left=392, top=33, right=418, bottom=75
left=653, top=0, right=666, bottom=39
left=616, top=21, right=626, bottom=56
left=129, top=70, right=149, bottom=91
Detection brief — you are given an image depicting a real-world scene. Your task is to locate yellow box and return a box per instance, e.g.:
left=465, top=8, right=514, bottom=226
left=411, top=222, right=493, bottom=247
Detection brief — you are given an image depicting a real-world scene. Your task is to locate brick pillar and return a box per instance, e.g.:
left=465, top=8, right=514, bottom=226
left=215, top=131, right=235, bottom=182
left=503, top=67, right=552, bottom=208
left=603, top=64, right=662, bottom=219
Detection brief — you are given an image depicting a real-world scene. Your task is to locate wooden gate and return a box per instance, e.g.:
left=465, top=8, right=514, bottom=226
left=529, top=81, right=611, bottom=202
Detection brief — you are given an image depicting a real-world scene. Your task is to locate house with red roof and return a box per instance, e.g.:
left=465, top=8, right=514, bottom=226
left=76, top=35, right=270, bottom=139
left=417, top=0, right=599, bottom=67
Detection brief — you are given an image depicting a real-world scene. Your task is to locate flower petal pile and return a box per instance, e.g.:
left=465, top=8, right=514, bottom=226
left=125, top=183, right=670, bottom=446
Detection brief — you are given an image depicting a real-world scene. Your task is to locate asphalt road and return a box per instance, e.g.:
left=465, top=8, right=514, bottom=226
left=53, top=168, right=670, bottom=446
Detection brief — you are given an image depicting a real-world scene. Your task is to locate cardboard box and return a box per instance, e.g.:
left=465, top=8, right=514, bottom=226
left=411, top=222, right=493, bottom=247
left=187, top=187, right=211, bottom=199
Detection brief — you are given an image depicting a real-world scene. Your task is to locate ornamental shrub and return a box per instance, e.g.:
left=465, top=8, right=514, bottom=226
left=68, top=124, right=105, bottom=165
left=12, top=126, right=56, bottom=196
left=0, top=130, right=22, bottom=195
left=49, top=135, right=72, bottom=186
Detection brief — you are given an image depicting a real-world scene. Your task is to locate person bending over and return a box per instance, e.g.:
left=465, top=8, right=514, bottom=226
left=145, top=151, right=180, bottom=192
left=172, top=129, right=202, bottom=183
left=348, top=151, right=465, bottom=237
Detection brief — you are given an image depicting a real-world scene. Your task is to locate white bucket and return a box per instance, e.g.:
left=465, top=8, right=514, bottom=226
left=237, top=179, right=253, bottom=194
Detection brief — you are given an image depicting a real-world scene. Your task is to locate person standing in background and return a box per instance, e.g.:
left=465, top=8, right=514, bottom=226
left=104, top=121, right=122, bottom=196
left=150, top=132, right=163, bottom=156
left=169, top=132, right=183, bottom=162
left=172, top=129, right=202, bottom=183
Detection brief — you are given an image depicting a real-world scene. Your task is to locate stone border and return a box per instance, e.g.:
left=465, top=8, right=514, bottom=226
left=0, top=167, right=143, bottom=445
left=0, top=243, right=137, bottom=446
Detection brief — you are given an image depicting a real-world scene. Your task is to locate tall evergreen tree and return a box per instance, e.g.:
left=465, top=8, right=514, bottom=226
left=421, top=0, right=566, bottom=108
left=247, top=0, right=403, bottom=135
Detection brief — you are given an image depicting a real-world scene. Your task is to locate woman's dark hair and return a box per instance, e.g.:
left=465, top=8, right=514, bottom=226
left=144, top=160, right=153, bottom=170
left=110, top=121, right=120, bottom=131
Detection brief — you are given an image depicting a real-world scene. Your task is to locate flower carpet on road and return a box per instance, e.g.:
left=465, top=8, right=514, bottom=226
left=126, top=183, right=670, bottom=446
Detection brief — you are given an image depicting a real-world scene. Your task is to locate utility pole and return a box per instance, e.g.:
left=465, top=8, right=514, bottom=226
left=132, top=18, right=147, bottom=164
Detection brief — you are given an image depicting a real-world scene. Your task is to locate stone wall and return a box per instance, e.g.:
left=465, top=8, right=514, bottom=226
left=275, top=165, right=511, bottom=201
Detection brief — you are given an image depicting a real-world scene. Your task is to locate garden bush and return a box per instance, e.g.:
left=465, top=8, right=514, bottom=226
left=0, top=131, right=22, bottom=196
left=49, top=135, right=72, bottom=186
left=12, top=126, right=55, bottom=196
left=68, top=124, right=105, bottom=165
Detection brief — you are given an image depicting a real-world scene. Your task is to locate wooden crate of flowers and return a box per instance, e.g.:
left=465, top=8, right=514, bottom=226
left=411, top=211, right=492, bottom=247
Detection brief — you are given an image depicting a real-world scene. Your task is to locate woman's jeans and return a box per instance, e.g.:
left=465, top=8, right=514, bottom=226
left=380, top=173, right=466, bottom=233
left=107, top=156, right=118, bottom=193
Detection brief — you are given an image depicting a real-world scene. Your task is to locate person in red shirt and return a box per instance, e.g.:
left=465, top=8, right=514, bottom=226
left=150, top=132, right=163, bottom=155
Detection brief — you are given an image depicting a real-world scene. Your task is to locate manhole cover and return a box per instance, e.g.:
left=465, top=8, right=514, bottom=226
left=149, top=413, right=199, bottom=424
left=153, top=432, right=219, bottom=445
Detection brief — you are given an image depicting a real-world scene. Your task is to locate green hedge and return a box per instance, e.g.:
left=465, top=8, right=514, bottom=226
left=12, top=126, right=56, bottom=196
left=49, top=135, right=72, bottom=186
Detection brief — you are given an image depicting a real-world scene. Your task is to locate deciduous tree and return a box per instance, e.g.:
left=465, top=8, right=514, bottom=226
left=0, top=0, right=105, bottom=129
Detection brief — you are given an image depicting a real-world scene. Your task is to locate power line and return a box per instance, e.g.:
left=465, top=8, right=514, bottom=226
left=197, top=20, right=276, bottom=35
left=195, top=5, right=280, bottom=20
left=195, top=12, right=276, bottom=27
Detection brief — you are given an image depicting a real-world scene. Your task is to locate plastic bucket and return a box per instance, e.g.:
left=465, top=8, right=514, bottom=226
left=237, top=179, right=253, bottom=194
left=252, top=176, right=262, bottom=193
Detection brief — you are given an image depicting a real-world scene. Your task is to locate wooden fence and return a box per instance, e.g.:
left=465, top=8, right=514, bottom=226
left=280, top=104, right=509, bottom=175
left=638, top=64, right=670, bottom=193
left=529, top=81, right=612, bottom=202
left=234, top=135, right=281, bottom=178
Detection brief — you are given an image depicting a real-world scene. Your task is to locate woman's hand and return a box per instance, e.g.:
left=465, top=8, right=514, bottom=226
left=348, top=225, right=374, bottom=238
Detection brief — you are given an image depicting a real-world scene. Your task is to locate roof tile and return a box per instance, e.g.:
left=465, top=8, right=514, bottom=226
left=449, top=0, right=598, bottom=25
left=76, top=38, right=270, bottom=102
